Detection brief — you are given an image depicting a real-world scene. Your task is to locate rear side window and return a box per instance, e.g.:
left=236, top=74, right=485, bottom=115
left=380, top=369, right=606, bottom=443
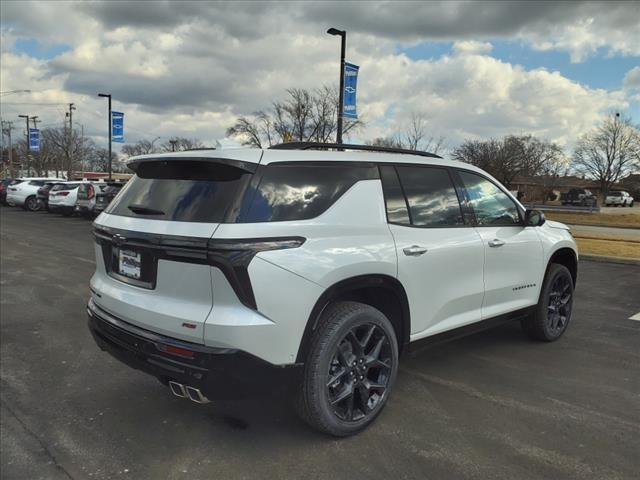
left=379, top=165, right=410, bottom=224
left=105, top=160, right=252, bottom=223
left=239, top=163, right=378, bottom=222
left=380, top=165, right=464, bottom=227
left=29, top=180, right=45, bottom=187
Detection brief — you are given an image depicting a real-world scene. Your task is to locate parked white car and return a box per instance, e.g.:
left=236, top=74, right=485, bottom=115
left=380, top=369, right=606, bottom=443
left=48, top=181, right=85, bottom=216
left=5, top=177, right=63, bottom=211
left=88, top=143, right=578, bottom=436
left=605, top=191, right=634, bottom=207
left=75, top=182, right=109, bottom=218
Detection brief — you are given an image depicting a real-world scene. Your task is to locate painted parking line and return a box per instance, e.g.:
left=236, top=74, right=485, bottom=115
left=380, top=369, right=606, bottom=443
left=629, top=312, right=640, bottom=321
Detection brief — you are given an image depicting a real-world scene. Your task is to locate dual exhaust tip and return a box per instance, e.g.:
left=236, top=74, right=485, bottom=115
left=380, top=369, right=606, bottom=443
left=168, top=380, right=210, bottom=404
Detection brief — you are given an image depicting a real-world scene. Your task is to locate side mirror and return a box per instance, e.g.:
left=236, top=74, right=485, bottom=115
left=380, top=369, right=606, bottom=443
left=525, top=209, right=545, bottom=227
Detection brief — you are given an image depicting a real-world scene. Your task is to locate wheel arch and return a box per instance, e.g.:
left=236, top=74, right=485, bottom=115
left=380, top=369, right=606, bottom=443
left=547, top=247, right=578, bottom=286
left=295, top=274, right=411, bottom=363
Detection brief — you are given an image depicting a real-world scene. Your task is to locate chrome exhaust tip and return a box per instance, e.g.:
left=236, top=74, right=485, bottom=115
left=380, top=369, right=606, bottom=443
left=168, top=381, right=187, bottom=398
left=185, top=386, right=210, bottom=404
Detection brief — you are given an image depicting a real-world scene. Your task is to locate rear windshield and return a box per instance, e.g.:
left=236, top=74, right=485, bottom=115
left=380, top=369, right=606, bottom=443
left=105, top=161, right=251, bottom=223
left=609, top=191, right=622, bottom=196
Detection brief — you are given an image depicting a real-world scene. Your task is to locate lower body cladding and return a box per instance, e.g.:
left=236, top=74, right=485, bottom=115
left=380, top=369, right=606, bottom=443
left=87, top=299, right=302, bottom=400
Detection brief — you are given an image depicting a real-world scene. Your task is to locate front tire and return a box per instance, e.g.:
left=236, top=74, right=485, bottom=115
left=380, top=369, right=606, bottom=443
left=296, top=301, right=399, bottom=437
left=522, top=264, right=574, bottom=342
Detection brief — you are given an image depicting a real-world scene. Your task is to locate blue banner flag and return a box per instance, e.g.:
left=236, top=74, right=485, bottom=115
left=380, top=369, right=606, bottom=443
left=343, top=62, right=359, bottom=119
left=29, top=128, right=40, bottom=152
left=112, top=111, right=124, bottom=143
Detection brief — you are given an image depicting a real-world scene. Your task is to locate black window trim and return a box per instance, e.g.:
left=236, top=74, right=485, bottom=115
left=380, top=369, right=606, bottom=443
left=454, top=168, right=525, bottom=227
left=379, top=163, right=471, bottom=230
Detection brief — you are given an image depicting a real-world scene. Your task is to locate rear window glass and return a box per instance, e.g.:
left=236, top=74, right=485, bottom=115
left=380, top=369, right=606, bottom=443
left=51, top=184, right=80, bottom=191
left=238, top=163, right=378, bottom=222
left=609, top=192, right=622, bottom=196
left=105, top=160, right=252, bottom=223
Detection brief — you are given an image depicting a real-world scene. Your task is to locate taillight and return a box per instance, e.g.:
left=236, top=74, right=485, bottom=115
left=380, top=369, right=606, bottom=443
left=156, top=344, right=195, bottom=359
left=88, top=184, right=95, bottom=200
left=59, top=191, right=70, bottom=197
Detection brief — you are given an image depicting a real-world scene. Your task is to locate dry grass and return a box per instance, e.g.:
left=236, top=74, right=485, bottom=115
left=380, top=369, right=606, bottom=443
left=575, top=237, right=640, bottom=259
left=545, top=211, right=640, bottom=229
left=572, top=232, right=640, bottom=243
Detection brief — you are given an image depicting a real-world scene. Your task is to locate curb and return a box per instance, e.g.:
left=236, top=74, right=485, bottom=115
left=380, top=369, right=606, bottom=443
left=580, top=254, right=640, bottom=266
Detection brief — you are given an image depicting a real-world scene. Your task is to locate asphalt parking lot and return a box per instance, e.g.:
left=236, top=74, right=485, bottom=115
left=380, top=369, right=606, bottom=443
left=1, top=207, right=639, bottom=480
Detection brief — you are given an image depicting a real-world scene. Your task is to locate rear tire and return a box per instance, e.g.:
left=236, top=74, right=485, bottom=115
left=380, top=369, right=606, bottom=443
left=24, top=196, right=39, bottom=211
left=522, top=264, right=574, bottom=342
left=295, top=301, right=399, bottom=437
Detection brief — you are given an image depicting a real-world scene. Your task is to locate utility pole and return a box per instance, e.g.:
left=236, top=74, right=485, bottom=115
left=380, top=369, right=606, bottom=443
left=327, top=28, right=346, bottom=144
left=1, top=121, right=14, bottom=177
left=18, top=115, right=30, bottom=176
left=66, top=103, right=76, bottom=178
left=98, top=93, right=112, bottom=180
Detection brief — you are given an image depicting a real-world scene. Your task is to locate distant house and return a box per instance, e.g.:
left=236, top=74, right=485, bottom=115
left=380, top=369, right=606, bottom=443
left=511, top=175, right=607, bottom=203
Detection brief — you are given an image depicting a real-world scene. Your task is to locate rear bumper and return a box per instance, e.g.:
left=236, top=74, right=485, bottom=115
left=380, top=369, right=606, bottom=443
left=87, top=299, right=300, bottom=398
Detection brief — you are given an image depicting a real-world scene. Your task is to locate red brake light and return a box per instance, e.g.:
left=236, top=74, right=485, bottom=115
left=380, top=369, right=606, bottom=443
left=88, top=184, right=95, bottom=199
left=59, top=191, right=70, bottom=197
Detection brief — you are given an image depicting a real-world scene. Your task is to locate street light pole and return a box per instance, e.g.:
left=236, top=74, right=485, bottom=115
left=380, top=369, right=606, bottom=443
left=98, top=93, right=112, bottom=180
left=327, top=28, right=346, bottom=144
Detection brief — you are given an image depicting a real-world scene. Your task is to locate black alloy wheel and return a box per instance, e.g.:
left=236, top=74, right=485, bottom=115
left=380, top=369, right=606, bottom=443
left=522, top=263, right=574, bottom=341
left=296, top=301, right=399, bottom=436
left=326, top=323, right=393, bottom=422
left=546, top=273, right=573, bottom=336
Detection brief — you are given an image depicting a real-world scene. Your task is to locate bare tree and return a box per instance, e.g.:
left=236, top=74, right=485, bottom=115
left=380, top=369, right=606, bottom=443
left=366, top=112, right=446, bottom=154
left=159, top=137, right=204, bottom=152
left=227, top=86, right=363, bottom=147
left=87, top=148, right=119, bottom=172
left=39, top=127, right=94, bottom=179
left=122, top=139, right=160, bottom=157
left=452, top=135, right=568, bottom=190
left=573, top=113, right=640, bottom=200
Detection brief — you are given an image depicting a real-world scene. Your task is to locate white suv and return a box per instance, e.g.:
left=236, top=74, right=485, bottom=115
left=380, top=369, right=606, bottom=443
left=605, top=190, right=634, bottom=207
left=88, top=143, right=578, bottom=436
left=6, top=177, right=62, bottom=211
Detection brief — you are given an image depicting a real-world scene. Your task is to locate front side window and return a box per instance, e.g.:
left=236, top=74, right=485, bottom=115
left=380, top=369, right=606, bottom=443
left=395, top=166, right=464, bottom=227
left=239, top=163, right=378, bottom=222
left=458, top=171, right=521, bottom=226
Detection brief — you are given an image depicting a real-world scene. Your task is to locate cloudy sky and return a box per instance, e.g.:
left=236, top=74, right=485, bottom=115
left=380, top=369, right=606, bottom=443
left=1, top=0, right=639, bottom=155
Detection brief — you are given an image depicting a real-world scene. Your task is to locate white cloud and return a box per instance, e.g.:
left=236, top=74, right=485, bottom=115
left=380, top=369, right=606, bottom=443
left=452, top=41, right=493, bottom=55
left=0, top=1, right=636, bottom=155
left=624, top=66, right=640, bottom=91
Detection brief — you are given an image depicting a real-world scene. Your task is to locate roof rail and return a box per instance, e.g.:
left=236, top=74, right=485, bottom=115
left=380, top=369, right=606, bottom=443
left=269, top=142, right=442, bottom=159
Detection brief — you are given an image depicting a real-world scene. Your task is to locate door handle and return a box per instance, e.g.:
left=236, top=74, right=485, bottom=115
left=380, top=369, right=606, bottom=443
left=488, top=238, right=505, bottom=248
left=403, top=245, right=428, bottom=256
